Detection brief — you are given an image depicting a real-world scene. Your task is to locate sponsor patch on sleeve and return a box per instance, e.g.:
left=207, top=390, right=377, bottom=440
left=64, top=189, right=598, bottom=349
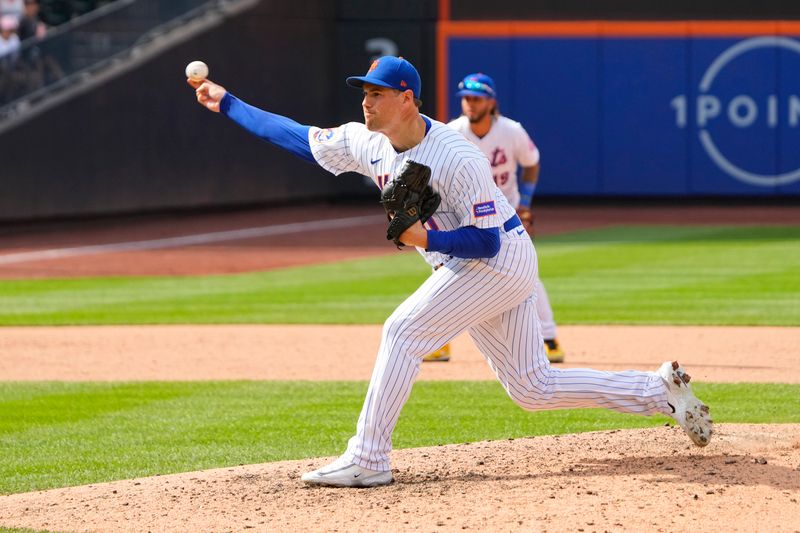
left=312, top=128, right=336, bottom=143
left=473, top=201, right=497, bottom=218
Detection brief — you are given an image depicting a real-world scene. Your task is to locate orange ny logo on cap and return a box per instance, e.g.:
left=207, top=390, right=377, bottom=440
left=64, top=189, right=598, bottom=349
left=368, top=59, right=380, bottom=73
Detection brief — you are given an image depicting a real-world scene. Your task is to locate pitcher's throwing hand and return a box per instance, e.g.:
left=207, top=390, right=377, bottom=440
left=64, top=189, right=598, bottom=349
left=188, top=77, right=227, bottom=113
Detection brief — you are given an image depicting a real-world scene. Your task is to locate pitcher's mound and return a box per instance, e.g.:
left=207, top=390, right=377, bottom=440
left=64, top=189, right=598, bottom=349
left=2, top=423, right=798, bottom=532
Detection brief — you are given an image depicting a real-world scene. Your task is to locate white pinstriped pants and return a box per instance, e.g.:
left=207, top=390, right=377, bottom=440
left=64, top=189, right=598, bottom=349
left=343, top=232, right=671, bottom=472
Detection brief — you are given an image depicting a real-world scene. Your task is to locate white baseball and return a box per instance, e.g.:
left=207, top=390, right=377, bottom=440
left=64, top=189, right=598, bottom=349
left=185, top=60, right=209, bottom=81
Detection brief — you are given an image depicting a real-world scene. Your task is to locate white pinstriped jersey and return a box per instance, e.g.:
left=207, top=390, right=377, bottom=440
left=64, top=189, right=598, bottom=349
left=305, top=113, right=670, bottom=474
left=309, top=117, right=518, bottom=268
left=448, top=115, right=540, bottom=209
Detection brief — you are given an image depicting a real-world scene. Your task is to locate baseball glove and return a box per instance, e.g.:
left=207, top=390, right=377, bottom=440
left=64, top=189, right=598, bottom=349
left=517, top=207, right=535, bottom=236
left=380, top=160, right=441, bottom=248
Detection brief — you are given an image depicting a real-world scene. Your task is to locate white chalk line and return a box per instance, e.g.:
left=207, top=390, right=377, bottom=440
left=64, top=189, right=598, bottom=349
left=0, top=214, right=386, bottom=266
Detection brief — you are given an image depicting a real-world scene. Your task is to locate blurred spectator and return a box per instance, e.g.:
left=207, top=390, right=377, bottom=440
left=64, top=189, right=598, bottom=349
left=0, top=14, right=20, bottom=59
left=0, top=13, right=20, bottom=105
left=0, top=0, right=24, bottom=18
left=18, top=0, right=45, bottom=41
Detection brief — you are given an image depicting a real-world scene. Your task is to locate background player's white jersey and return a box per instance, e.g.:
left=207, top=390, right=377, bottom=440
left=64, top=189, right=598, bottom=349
left=448, top=115, right=540, bottom=209
left=309, top=117, right=518, bottom=268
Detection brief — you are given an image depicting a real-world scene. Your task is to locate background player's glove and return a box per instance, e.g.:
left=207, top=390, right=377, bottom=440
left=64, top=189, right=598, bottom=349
left=380, top=160, right=441, bottom=248
left=517, top=207, right=535, bottom=236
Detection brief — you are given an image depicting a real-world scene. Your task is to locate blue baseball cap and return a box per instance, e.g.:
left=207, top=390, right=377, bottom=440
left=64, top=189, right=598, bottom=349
left=346, top=56, right=422, bottom=102
left=455, top=73, right=497, bottom=99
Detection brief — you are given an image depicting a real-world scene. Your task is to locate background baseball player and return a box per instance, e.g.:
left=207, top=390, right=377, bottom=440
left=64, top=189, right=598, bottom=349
left=188, top=55, right=713, bottom=488
left=444, top=72, right=564, bottom=363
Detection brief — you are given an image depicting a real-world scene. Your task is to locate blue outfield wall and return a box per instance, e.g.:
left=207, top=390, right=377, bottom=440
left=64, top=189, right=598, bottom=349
left=447, top=35, right=800, bottom=197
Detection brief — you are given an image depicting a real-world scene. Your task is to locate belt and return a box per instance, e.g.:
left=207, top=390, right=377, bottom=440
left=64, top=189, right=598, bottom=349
left=503, top=214, right=523, bottom=232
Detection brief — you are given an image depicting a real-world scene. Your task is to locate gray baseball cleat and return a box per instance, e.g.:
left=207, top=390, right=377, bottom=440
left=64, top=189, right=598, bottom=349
left=658, top=361, right=713, bottom=447
left=301, top=457, right=393, bottom=488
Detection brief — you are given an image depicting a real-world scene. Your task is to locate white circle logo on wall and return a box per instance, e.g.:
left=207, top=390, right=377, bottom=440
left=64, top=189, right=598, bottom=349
left=670, top=37, right=800, bottom=187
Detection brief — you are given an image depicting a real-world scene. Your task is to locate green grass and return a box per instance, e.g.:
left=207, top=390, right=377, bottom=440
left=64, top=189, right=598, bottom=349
left=0, top=254, right=430, bottom=325
left=0, top=225, right=797, bottom=326
left=538, top=225, right=800, bottom=325
left=1, top=380, right=797, bottom=495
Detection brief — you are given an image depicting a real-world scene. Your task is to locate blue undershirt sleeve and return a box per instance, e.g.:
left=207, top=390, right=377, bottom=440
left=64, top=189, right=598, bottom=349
left=518, top=180, right=536, bottom=208
left=426, top=226, right=500, bottom=259
left=220, top=93, right=314, bottom=163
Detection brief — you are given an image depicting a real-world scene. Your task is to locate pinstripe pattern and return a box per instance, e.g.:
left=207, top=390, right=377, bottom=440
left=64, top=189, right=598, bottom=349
left=448, top=114, right=557, bottom=338
left=310, top=118, right=518, bottom=269
left=535, top=279, right=556, bottom=339
left=469, top=293, right=667, bottom=414
left=309, top=116, right=671, bottom=472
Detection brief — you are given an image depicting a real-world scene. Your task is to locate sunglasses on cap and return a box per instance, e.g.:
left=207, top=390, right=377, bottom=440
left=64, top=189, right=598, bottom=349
left=458, top=79, right=496, bottom=97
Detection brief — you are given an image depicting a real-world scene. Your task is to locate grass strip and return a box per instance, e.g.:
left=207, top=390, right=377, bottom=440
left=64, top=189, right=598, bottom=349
left=1, top=380, right=797, bottom=494
left=0, top=225, right=797, bottom=326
